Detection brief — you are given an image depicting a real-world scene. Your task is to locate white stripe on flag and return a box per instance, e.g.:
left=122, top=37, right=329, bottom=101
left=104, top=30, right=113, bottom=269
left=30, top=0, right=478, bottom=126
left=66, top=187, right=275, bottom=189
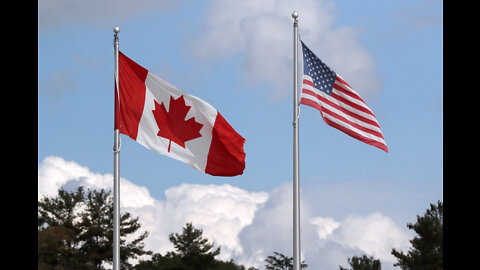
left=302, top=92, right=385, bottom=140
left=301, top=78, right=380, bottom=129
left=320, top=109, right=387, bottom=146
left=300, top=92, right=383, bottom=135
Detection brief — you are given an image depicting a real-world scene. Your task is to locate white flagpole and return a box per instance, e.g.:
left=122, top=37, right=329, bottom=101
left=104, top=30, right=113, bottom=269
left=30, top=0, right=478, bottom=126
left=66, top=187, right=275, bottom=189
left=113, top=25, right=121, bottom=270
left=291, top=11, right=301, bottom=270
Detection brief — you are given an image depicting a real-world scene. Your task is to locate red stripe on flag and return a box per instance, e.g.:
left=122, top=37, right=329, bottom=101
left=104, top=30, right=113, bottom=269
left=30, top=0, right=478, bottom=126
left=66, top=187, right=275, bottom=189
left=320, top=106, right=385, bottom=139
left=301, top=95, right=384, bottom=140
left=323, top=116, right=388, bottom=153
left=303, top=78, right=376, bottom=120
left=303, top=79, right=315, bottom=88
left=205, top=113, right=246, bottom=176
left=117, top=51, right=148, bottom=140
left=333, top=83, right=367, bottom=105
left=300, top=96, right=323, bottom=111
left=330, top=91, right=376, bottom=121
left=302, top=90, right=388, bottom=152
left=335, top=76, right=353, bottom=89
left=302, top=88, right=380, bottom=129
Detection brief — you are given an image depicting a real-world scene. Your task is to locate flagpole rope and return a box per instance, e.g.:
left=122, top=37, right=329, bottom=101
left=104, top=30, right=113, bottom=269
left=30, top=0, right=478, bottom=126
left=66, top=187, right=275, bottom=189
left=293, top=104, right=301, bottom=126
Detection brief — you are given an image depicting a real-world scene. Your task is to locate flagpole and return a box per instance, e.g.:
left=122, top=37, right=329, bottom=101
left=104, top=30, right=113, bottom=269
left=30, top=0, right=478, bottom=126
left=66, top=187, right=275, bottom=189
left=291, top=11, right=301, bottom=270
left=113, top=25, right=121, bottom=270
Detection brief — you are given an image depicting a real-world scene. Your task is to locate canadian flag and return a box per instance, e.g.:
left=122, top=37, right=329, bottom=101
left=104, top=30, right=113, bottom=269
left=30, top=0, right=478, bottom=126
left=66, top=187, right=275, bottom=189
left=115, top=52, right=246, bottom=176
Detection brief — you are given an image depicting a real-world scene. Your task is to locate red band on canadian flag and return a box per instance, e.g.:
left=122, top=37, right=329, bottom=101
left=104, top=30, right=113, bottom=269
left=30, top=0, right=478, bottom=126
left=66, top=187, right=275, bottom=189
left=115, top=52, right=246, bottom=176
left=115, top=51, right=148, bottom=139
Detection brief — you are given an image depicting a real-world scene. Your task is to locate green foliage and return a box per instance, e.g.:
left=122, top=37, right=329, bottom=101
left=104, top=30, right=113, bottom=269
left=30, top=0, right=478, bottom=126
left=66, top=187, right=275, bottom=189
left=391, top=201, right=443, bottom=270
left=264, top=252, right=307, bottom=270
left=39, top=187, right=443, bottom=270
left=134, top=222, right=258, bottom=270
left=214, top=259, right=257, bottom=270
left=134, top=252, right=186, bottom=270
left=38, top=187, right=151, bottom=270
left=38, top=187, right=86, bottom=269
left=339, top=255, right=381, bottom=270
left=168, top=222, right=221, bottom=268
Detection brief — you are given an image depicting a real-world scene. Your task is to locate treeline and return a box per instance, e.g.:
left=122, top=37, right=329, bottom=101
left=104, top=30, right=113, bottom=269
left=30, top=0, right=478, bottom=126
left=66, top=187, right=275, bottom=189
left=38, top=187, right=150, bottom=269
left=38, top=187, right=442, bottom=270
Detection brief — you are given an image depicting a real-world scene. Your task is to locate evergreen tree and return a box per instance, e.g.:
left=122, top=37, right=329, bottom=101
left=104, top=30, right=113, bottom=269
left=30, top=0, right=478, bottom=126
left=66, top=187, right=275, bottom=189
left=214, top=259, right=258, bottom=270
left=134, top=222, right=257, bottom=270
left=78, top=188, right=114, bottom=269
left=339, top=255, right=381, bottom=270
left=134, top=252, right=186, bottom=270
left=391, top=201, right=443, bottom=270
left=38, top=187, right=151, bottom=269
left=264, top=252, right=307, bottom=270
left=168, top=222, right=221, bottom=269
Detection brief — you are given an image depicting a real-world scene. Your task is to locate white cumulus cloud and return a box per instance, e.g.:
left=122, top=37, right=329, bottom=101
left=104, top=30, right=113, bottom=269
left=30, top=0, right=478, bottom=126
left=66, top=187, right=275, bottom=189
left=133, top=183, right=269, bottom=260
left=327, top=212, right=411, bottom=263
left=186, top=0, right=381, bottom=100
left=37, top=155, right=155, bottom=208
left=311, top=216, right=340, bottom=239
left=37, top=156, right=269, bottom=261
left=235, top=184, right=411, bottom=269
left=38, top=156, right=409, bottom=269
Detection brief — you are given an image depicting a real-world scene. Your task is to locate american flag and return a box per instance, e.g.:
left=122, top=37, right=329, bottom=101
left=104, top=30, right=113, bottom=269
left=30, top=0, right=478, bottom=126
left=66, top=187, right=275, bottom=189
left=299, top=41, right=388, bottom=152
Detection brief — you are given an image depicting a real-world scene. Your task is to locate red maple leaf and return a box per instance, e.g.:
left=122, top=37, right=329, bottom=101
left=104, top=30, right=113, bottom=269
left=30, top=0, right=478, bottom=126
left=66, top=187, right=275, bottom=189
left=152, top=95, right=203, bottom=152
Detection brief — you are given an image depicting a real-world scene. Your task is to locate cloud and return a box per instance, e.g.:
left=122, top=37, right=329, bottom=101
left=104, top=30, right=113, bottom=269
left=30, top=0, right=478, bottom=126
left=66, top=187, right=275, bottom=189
left=311, top=216, right=340, bottom=239
left=38, top=156, right=410, bottom=269
left=236, top=183, right=297, bottom=265
left=327, top=213, right=411, bottom=264
left=235, top=183, right=410, bottom=269
left=185, top=0, right=381, bottom=100
left=38, top=0, right=381, bottom=100
left=131, top=183, right=269, bottom=260
left=37, top=156, right=269, bottom=261
left=37, top=156, right=155, bottom=208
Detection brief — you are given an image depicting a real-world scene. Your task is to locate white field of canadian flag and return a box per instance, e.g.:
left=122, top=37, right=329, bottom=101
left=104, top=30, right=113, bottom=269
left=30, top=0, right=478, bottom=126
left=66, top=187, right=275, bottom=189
left=115, top=51, right=246, bottom=176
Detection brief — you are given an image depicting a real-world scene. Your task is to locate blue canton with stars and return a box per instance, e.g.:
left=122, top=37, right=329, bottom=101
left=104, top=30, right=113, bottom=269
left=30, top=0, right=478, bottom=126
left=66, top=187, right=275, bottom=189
left=301, top=41, right=337, bottom=95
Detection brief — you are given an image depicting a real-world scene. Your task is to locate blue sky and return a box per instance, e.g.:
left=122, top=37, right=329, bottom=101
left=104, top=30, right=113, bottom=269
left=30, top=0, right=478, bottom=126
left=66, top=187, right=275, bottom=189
left=38, top=1, right=442, bottom=269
